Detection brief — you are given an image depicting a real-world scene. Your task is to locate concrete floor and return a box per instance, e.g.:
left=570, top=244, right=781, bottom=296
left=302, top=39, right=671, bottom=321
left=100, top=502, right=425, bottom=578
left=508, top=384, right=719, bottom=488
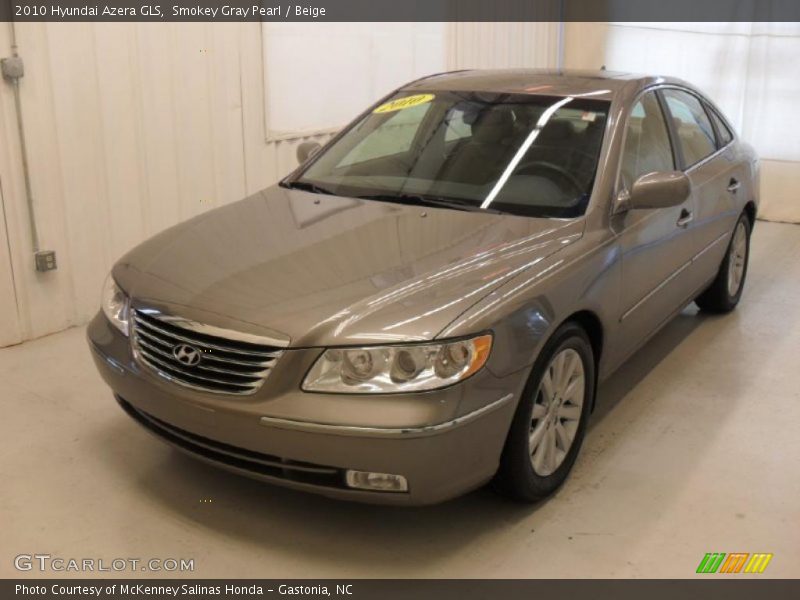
left=1, top=221, right=799, bottom=579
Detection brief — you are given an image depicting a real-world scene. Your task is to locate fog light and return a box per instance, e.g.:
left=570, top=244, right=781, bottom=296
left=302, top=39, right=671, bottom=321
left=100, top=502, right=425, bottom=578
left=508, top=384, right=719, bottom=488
left=345, top=470, right=408, bottom=492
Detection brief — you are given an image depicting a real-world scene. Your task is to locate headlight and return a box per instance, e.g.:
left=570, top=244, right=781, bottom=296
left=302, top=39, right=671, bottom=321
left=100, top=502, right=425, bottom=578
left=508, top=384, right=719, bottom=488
left=101, top=274, right=130, bottom=336
left=302, top=334, right=492, bottom=394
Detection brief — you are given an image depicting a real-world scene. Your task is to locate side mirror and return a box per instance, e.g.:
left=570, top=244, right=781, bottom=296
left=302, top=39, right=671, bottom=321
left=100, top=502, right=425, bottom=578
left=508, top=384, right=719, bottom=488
left=621, top=171, right=691, bottom=211
left=296, top=141, right=321, bottom=164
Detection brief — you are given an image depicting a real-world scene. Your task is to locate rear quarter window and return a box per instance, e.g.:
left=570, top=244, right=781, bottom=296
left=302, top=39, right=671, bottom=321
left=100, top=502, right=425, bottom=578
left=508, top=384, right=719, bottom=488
left=706, top=105, right=734, bottom=147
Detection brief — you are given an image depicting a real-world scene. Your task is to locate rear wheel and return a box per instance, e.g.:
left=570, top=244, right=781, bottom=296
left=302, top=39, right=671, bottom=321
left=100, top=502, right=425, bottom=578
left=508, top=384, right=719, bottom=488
left=494, top=322, right=594, bottom=502
left=695, top=213, right=751, bottom=313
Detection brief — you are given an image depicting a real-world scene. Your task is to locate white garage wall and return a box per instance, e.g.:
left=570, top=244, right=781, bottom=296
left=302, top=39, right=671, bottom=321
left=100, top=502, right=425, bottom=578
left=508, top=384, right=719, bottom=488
left=446, top=22, right=559, bottom=70
left=0, top=182, right=21, bottom=346
left=263, top=23, right=447, bottom=136
left=564, top=21, right=800, bottom=225
left=259, top=22, right=559, bottom=137
left=0, top=22, right=558, bottom=347
left=0, top=22, right=334, bottom=347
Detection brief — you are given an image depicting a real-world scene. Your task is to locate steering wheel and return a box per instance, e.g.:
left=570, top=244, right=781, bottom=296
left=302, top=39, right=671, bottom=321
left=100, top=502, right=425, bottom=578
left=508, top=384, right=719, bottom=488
left=516, top=160, right=583, bottom=196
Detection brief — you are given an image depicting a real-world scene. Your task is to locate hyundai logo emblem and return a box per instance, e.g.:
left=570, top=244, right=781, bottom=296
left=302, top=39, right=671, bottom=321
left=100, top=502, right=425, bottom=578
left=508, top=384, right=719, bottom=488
left=173, top=344, right=201, bottom=366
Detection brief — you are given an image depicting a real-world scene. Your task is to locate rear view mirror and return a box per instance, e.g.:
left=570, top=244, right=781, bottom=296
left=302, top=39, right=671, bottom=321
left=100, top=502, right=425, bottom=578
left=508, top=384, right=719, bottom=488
left=296, top=141, right=321, bottom=164
left=626, top=171, right=691, bottom=210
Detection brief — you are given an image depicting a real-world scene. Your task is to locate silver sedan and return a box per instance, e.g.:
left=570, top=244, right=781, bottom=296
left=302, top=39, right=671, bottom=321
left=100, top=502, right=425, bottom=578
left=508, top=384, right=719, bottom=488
left=89, top=70, right=757, bottom=505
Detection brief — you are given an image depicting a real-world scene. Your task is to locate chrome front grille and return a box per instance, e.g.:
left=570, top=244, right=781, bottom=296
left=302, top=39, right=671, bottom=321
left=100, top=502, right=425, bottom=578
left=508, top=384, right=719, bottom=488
left=131, top=310, right=284, bottom=395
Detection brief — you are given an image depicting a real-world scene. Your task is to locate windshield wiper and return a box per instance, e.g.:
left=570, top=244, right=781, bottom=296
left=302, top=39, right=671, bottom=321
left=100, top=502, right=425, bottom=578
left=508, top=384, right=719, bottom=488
left=357, top=193, right=504, bottom=214
left=282, top=180, right=336, bottom=195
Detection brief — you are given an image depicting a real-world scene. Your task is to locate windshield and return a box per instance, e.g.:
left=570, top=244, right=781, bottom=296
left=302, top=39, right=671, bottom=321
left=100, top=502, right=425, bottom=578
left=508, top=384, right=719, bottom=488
left=288, top=91, right=609, bottom=218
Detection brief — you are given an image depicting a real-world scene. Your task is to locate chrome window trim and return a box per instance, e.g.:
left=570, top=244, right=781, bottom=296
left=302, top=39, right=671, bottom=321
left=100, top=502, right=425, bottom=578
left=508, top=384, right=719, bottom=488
left=608, top=82, right=736, bottom=304
left=611, top=83, right=735, bottom=211
left=259, top=393, right=515, bottom=439
left=657, top=85, right=734, bottom=173
left=683, top=139, right=734, bottom=175
left=704, top=102, right=735, bottom=149
left=611, top=85, right=676, bottom=213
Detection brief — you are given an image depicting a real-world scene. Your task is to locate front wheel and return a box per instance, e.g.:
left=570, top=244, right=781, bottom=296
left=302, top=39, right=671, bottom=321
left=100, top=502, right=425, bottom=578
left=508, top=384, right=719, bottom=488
left=695, top=213, right=751, bottom=313
left=494, top=322, right=595, bottom=502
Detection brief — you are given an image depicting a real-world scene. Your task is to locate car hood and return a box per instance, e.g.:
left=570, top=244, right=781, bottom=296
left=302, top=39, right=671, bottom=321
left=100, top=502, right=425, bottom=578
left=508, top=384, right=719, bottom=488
left=114, top=185, right=584, bottom=347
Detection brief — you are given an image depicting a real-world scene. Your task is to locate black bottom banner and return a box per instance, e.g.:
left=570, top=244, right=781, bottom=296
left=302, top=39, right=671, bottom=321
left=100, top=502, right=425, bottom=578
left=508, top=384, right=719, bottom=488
left=4, top=579, right=800, bottom=600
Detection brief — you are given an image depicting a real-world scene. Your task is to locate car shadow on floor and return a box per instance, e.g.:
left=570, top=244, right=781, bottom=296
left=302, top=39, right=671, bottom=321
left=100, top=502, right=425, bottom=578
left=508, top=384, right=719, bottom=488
left=97, top=307, right=707, bottom=572
left=590, top=306, right=704, bottom=427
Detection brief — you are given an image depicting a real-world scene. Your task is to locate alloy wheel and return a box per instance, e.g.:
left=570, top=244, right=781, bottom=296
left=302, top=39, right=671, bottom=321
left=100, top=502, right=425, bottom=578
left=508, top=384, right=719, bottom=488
left=727, top=221, right=748, bottom=297
left=529, top=347, right=585, bottom=477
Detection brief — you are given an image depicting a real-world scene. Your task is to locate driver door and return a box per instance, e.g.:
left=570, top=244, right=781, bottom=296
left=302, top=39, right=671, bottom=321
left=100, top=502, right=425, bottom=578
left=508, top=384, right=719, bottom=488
left=613, top=90, right=697, bottom=359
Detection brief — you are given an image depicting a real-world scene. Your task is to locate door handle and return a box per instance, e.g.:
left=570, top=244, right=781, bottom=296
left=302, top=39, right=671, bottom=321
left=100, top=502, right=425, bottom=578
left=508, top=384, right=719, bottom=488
left=727, top=178, right=741, bottom=193
left=677, top=208, right=693, bottom=228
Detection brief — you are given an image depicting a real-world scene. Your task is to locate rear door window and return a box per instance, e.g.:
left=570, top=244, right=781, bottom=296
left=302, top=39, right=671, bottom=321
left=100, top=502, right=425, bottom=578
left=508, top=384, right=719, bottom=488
left=662, top=89, right=717, bottom=168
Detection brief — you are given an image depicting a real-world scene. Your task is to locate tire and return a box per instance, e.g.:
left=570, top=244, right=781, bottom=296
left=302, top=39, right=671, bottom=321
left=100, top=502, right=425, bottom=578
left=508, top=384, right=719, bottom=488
left=494, top=322, right=595, bottom=502
left=695, top=213, right=751, bottom=313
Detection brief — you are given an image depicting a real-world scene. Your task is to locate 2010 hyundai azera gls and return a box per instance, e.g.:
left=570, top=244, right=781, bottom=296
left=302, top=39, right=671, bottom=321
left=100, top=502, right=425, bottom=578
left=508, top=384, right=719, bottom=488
left=88, top=70, right=758, bottom=505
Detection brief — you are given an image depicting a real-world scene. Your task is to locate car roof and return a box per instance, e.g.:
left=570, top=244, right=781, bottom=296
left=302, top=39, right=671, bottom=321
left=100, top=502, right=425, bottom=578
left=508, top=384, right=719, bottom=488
left=403, top=69, right=681, bottom=102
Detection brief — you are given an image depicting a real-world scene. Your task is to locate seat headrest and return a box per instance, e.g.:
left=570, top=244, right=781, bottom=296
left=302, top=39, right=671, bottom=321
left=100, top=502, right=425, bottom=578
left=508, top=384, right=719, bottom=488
left=470, top=110, right=514, bottom=144
left=641, top=114, right=662, bottom=137
left=536, top=120, right=574, bottom=146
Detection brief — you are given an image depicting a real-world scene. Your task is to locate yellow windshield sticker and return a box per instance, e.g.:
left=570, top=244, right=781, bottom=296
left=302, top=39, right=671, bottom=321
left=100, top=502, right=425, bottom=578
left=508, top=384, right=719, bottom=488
left=373, top=94, right=435, bottom=114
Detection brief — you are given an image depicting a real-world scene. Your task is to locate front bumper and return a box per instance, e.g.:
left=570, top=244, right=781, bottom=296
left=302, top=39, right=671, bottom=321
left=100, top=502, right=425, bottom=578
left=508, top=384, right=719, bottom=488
left=87, top=313, right=527, bottom=505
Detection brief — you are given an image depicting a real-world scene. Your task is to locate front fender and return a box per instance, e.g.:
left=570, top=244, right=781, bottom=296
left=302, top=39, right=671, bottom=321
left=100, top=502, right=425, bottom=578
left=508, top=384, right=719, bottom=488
left=439, top=232, right=620, bottom=380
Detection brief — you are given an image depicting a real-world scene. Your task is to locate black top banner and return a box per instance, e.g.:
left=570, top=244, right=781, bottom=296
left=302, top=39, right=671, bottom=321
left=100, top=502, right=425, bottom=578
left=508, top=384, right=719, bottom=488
left=2, top=0, right=800, bottom=22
